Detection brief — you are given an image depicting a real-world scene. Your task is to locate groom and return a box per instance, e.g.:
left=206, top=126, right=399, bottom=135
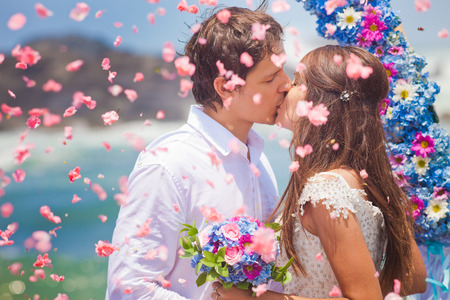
left=106, top=5, right=291, bottom=300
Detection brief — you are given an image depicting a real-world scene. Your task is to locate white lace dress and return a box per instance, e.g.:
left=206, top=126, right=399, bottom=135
left=277, top=172, right=387, bottom=298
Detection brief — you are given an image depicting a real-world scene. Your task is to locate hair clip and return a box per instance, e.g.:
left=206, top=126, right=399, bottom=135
left=340, top=90, right=354, bottom=102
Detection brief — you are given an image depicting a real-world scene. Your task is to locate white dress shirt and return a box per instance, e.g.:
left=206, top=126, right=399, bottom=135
left=106, top=105, right=279, bottom=299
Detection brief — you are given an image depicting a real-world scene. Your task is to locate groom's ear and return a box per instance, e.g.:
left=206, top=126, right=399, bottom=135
left=213, top=76, right=233, bottom=100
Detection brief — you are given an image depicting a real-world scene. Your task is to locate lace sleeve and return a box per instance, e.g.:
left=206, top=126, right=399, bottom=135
left=298, top=173, right=367, bottom=219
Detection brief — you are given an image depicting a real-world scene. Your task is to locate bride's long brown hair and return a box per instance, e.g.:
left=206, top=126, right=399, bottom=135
left=270, top=45, right=415, bottom=295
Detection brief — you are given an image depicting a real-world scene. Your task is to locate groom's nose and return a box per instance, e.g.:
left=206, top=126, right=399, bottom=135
left=277, top=70, right=292, bottom=93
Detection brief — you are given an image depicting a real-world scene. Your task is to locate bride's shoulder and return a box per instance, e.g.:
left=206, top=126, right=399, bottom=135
left=314, top=167, right=364, bottom=190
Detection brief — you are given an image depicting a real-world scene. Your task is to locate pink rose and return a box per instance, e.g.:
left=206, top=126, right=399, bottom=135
left=221, top=223, right=240, bottom=241
left=224, top=246, right=243, bottom=266
left=198, top=225, right=212, bottom=248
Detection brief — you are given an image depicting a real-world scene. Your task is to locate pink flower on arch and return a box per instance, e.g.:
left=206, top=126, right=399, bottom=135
left=410, top=195, right=424, bottom=220
left=361, top=15, right=387, bottom=42
left=389, top=154, right=406, bottom=168
left=378, top=98, right=390, bottom=115
left=411, top=132, right=435, bottom=158
left=432, top=187, right=449, bottom=201
left=382, top=62, right=397, bottom=81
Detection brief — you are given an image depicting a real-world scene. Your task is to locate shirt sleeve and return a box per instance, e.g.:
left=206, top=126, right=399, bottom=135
left=106, top=163, right=190, bottom=299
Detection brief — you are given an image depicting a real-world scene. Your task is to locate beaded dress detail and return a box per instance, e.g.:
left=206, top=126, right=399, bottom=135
left=277, top=172, right=387, bottom=298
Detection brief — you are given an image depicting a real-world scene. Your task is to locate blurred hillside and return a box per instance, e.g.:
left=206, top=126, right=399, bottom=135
left=0, top=36, right=193, bottom=129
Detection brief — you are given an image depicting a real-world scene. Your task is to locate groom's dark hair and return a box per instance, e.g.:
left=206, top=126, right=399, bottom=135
left=184, top=6, right=283, bottom=111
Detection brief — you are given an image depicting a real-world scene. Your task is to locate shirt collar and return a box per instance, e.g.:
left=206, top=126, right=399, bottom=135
left=187, top=105, right=265, bottom=163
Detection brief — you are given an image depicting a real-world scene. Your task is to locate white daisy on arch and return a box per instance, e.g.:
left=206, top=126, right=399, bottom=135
left=425, top=199, right=450, bottom=222
left=337, top=7, right=363, bottom=30
left=392, top=81, right=419, bottom=102
left=411, top=155, right=431, bottom=176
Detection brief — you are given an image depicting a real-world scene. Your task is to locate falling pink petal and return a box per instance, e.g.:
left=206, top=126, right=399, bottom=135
left=108, top=84, right=123, bottom=97
left=64, top=126, right=73, bottom=140
left=296, top=100, right=312, bottom=117
left=8, top=90, right=16, bottom=99
left=289, top=161, right=299, bottom=172
left=28, top=108, right=48, bottom=117
left=22, top=76, right=36, bottom=87
left=156, top=7, right=166, bottom=16
left=2, top=103, right=23, bottom=117
left=102, top=110, right=119, bottom=125
left=415, top=0, right=431, bottom=12
left=177, top=0, right=188, bottom=11
left=346, top=53, right=373, bottom=80
left=8, top=13, right=27, bottom=31
left=224, top=74, right=246, bottom=91
left=187, top=5, right=199, bottom=14
left=35, top=3, right=54, bottom=18
left=95, top=10, right=105, bottom=18
left=329, top=285, right=342, bottom=297
left=332, top=143, right=340, bottom=151
left=438, top=28, right=448, bottom=38
left=360, top=169, right=368, bottom=179
left=132, top=25, right=139, bottom=33
left=240, top=52, right=254, bottom=67
left=113, top=36, right=122, bottom=47
left=156, top=110, right=165, bottom=120
left=108, top=71, right=117, bottom=83
left=223, top=96, right=233, bottom=110
left=162, top=42, right=176, bottom=63
left=102, top=141, right=111, bottom=151
left=124, top=89, right=138, bottom=102
left=50, top=274, right=65, bottom=282
left=134, top=72, right=144, bottom=82
left=113, top=22, right=123, bottom=28
left=190, top=23, right=201, bottom=33
left=393, top=279, right=401, bottom=294
left=45, top=146, right=53, bottom=153
left=13, top=45, right=41, bottom=66
left=270, top=53, right=287, bottom=68
left=308, top=104, right=330, bottom=126
left=98, top=215, right=108, bottom=223
left=200, top=206, right=223, bottom=222
left=217, top=9, right=231, bottom=24
left=251, top=22, right=271, bottom=40
left=26, top=116, right=41, bottom=129
left=92, top=183, right=107, bottom=201
left=54, top=293, right=69, bottom=300
left=199, top=0, right=217, bottom=5
left=72, top=194, right=82, bottom=203
left=179, top=79, right=193, bottom=98
left=65, top=59, right=84, bottom=72
left=296, top=145, right=313, bottom=158
left=1, top=203, right=14, bottom=218
left=315, top=252, right=323, bottom=262
left=15, top=62, right=27, bottom=69
left=63, top=106, right=77, bottom=117
left=333, top=54, right=343, bottom=66
left=42, top=79, right=62, bottom=93
left=325, top=23, right=337, bottom=36
left=250, top=163, right=261, bottom=177
left=70, top=2, right=90, bottom=22
left=136, top=218, right=152, bottom=237
left=0, top=54, right=4, bottom=64
left=13, top=144, right=33, bottom=165
left=252, top=93, right=262, bottom=105
left=252, top=284, right=267, bottom=297
left=43, top=113, right=61, bottom=127
left=95, top=240, right=116, bottom=257
left=198, top=38, right=207, bottom=44
left=68, top=167, right=81, bottom=183
left=287, top=26, right=299, bottom=35
left=147, top=13, right=156, bottom=25
left=279, top=139, right=290, bottom=148
left=271, top=0, right=291, bottom=13
left=324, top=0, right=347, bottom=15
left=40, top=206, right=61, bottom=224
left=296, top=62, right=306, bottom=73
left=101, top=58, right=111, bottom=70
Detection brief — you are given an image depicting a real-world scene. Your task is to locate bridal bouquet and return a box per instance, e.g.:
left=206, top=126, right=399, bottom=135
left=179, top=216, right=293, bottom=290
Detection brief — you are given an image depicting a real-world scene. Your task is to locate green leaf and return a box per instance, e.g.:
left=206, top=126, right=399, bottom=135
left=279, top=257, right=294, bottom=272
left=180, top=236, right=192, bottom=250
left=180, top=223, right=193, bottom=229
left=215, top=264, right=229, bottom=277
left=203, top=250, right=215, bottom=262
left=282, top=271, right=292, bottom=285
left=265, top=222, right=282, bottom=232
left=236, top=281, right=250, bottom=290
left=180, top=228, right=189, bottom=233
left=188, top=227, right=198, bottom=236
left=192, top=219, right=196, bottom=228
left=179, top=252, right=195, bottom=259
left=222, top=281, right=233, bottom=291
left=196, top=272, right=207, bottom=287
left=206, top=268, right=219, bottom=281
left=200, top=258, right=216, bottom=268
left=195, top=262, right=203, bottom=275
left=216, top=247, right=226, bottom=261
left=216, top=256, right=225, bottom=263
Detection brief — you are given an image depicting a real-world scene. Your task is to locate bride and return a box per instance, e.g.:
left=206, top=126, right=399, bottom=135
left=211, top=45, right=427, bottom=299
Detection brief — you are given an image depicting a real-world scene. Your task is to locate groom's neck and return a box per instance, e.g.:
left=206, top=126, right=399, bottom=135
left=203, top=107, right=252, bottom=145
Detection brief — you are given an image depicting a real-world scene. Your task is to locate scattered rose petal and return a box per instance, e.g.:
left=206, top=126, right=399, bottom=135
left=253, top=93, right=261, bottom=104
left=101, top=58, right=111, bottom=70
left=124, top=89, right=138, bottom=102
left=315, top=252, right=323, bottom=262
left=360, top=169, right=368, bottom=179
left=325, top=23, right=337, bottom=36
left=329, top=285, right=342, bottom=297
left=438, top=28, right=448, bottom=38
left=134, top=72, right=144, bottom=82
left=66, top=59, right=84, bottom=72
left=43, top=113, right=61, bottom=127
left=2, top=103, right=22, bottom=117
left=35, top=4, right=54, bottom=18
left=333, top=54, right=343, bottom=66
left=308, top=104, right=330, bottom=126
left=113, top=36, right=122, bottom=47
left=8, top=13, right=27, bottom=31
left=147, top=13, right=155, bottom=25
left=279, top=139, right=290, bottom=148
left=72, top=194, right=82, bottom=203
left=271, top=0, right=291, bottom=13
left=12, top=169, right=26, bottom=183
left=50, top=274, right=65, bottom=282
left=187, top=5, right=199, bottom=14
left=26, top=115, right=41, bottom=129
left=415, top=0, right=431, bottom=12
left=102, top=111, right=119, bottom=125
left=0, top=54, right=5, bottom=64
left=8, top=90, right=16, bottom=99
left=95, top=10, right=105, bottom=18
left=174, top=56, right=195, bottom=76
left=95, top=240, right=116, bottom=257
left=156, top=7, right=166, bottom=16
left=136, top=218, right=152, bottom=237
left=240, top=52, right=254, bottom=68
left=113, top=22, right=123, bottom=28
left=98, top=215, right=108, bottom=223
left=108, top=71, right=117, bottom=83
left=108, top=84, right=123, bottom=97
left=271, top=53, right=287, bottom=68
left=63, top=106, right=77, bottom=117
left=103, top=142, right=111, bottom=151
left=156, top=110, right=165, bottom=119
left=42, top=79, right=62, bottom=93
left=68, top=167, right=81, bottom=183
left=252, top=22, right=271, bottom=40
left=179, top=79, right=193, bottom=98
left=217, top=9, right=231, bottom=24
left=40, top=206, right=61, bottom=224
left=289, top=161, right=299, bottom=172
left=1, top=203, right=14, bottom=218
left=200, top=206, right=223, bottom=222
left=92, top=183, right=107, bottom=201
left=252, top=284, right=267, bottom=297
left=296, top=145, right=313, bottom=158
left=70, top=2, right=90, bottom=22
left=64, top=126, right=73, bottom=140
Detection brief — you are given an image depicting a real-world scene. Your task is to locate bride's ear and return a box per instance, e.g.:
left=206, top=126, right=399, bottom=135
left=213, top=76, right=233, bottom=100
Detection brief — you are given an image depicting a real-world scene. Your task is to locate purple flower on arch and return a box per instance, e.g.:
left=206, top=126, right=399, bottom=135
left=410, top=195, right=424, bottom=220
left=378, top=98, right=390, bottom=115
left=361, top=15, right=387, bottom=42
left=432, top=187, right=449, bottom=201
left=411, top=132, right=435, bottom=158
left=394, top=170, right=411, bottom=187
left=389, top=153, right=406, bottom=168
left=382, top=62, right=398, bottom=81
left=374, top=46, right=385, bottom=57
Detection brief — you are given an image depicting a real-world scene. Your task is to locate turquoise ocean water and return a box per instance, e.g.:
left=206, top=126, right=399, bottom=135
left=0, top=120, right=448, bottom=299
